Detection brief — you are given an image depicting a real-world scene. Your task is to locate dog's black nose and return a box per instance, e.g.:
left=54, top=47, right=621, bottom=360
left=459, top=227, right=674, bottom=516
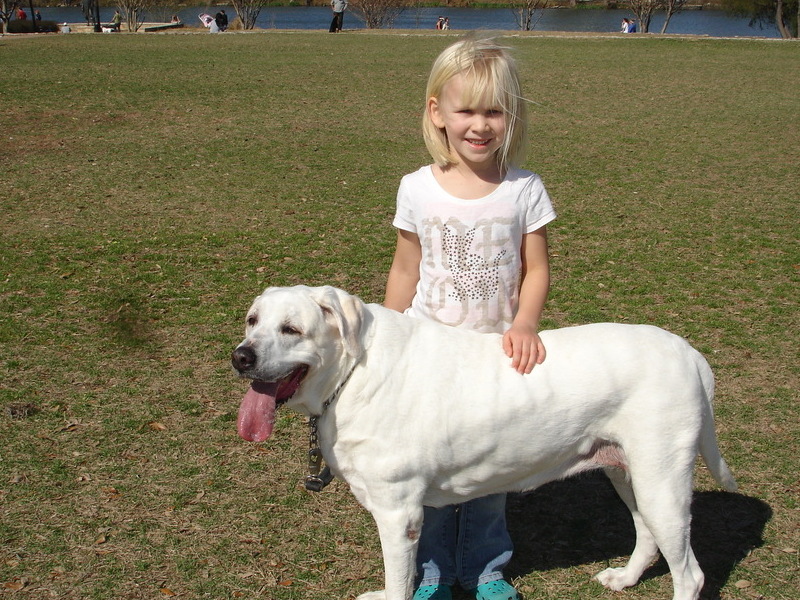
left=231, top=346, right=256, bottom=372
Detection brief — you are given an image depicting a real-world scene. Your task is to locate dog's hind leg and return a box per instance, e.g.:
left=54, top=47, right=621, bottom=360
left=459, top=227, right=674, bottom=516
left=358, top=504, right=425, bottom=600
left=595, top=467, right=660, bottom=592
left=619, top=463, right=704, bottom=600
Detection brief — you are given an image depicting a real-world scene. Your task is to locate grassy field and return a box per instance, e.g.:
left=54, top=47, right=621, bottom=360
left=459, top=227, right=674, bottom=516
left=1, top=31, right=798, bottom=600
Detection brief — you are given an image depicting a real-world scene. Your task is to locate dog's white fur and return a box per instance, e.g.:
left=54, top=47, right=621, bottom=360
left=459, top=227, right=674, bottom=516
left=232, top=285, right=737, bottom=600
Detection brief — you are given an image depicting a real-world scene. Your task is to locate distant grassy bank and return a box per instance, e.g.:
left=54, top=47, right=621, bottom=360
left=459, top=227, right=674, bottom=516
left=1, top=33, right=797, bottom=600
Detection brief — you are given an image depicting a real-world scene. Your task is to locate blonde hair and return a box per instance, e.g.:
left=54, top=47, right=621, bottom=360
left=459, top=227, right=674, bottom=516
left=422, top=37, right=528, bottom=173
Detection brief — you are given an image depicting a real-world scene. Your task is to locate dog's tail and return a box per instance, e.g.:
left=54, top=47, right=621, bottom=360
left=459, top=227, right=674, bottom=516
left=697, top=356, right=738, bottom=492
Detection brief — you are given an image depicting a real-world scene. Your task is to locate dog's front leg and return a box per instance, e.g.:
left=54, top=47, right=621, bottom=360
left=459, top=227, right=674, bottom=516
left=357, top=505, right=424, bottom=600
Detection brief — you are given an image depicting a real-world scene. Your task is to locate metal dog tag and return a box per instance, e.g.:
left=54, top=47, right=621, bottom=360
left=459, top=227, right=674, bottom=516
left=308, top=448, right=323, bottom=475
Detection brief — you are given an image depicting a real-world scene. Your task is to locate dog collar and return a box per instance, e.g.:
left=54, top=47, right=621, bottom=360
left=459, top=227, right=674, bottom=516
left=305, top=362, right=358, bottom=492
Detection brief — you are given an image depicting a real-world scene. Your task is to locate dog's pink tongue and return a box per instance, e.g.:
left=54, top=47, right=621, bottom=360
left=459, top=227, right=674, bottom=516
left=237, top=382, right=279, bottom=442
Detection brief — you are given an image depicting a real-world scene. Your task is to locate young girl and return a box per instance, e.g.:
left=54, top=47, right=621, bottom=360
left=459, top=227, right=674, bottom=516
left=384, top=38, right=556, bottom=600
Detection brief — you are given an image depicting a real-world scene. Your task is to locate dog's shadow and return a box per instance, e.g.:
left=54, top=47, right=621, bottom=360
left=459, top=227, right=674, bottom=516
left=502, top=472, right=770, bottom=599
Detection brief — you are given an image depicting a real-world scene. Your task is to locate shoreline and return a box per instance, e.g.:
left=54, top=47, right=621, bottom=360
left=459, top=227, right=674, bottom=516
left=38, top=0, right=725, bottom=7
left=7, top=24, right=788, bottom=41
left=8, top=3, right=782, bottom=39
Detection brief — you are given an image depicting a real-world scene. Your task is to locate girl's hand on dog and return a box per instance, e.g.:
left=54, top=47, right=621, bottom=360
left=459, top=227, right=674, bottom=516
left=503, top=324, right=546, bottom=375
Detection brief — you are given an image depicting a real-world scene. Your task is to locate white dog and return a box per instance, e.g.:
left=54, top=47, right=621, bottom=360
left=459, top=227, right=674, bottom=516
left=231, top=285, right=737, bottom=600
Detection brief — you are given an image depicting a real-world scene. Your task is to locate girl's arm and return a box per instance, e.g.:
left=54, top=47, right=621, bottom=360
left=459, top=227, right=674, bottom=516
left=384, top=229, right=422, bottom=312
left=503, top=227, right=550, bottom=374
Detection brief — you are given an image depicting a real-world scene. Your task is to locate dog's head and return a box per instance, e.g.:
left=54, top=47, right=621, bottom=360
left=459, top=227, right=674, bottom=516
left=231, top=285, right=365, bottom=442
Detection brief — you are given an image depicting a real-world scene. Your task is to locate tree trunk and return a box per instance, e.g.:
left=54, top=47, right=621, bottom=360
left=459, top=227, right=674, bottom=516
left=28, top=0, right=38, bottom=32
left=775, top=0, right=791, bottom=38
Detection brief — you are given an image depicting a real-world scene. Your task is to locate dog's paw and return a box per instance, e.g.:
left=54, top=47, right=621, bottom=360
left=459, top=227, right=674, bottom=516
left=595, top=567, right=637, bottom=591
left=356, top=591, right=386, bottom=600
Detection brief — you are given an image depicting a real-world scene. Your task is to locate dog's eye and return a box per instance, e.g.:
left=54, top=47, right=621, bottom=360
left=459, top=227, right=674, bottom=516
left=246, top=315, right=258, bottom=327
left=281, top=324, right=302, bottom=336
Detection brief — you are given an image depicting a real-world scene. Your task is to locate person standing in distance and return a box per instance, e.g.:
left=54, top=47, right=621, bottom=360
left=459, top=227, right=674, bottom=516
left=329, top=0, right=347, bottom=32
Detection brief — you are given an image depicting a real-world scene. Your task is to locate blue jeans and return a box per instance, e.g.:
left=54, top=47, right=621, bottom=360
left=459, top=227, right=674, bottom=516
left=416, top=493, right=513, bottom=590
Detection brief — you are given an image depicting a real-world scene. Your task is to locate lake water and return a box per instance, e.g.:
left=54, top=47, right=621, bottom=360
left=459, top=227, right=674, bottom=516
left=37, top=5, right=780, bottom=39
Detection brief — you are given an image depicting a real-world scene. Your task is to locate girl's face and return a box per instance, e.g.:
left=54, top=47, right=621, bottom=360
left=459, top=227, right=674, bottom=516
left=428, top=73, right=507, bottom=172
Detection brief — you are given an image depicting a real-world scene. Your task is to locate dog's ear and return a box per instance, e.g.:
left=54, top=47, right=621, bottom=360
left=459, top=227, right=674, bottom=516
left=310, top=286, right=364, bottom=359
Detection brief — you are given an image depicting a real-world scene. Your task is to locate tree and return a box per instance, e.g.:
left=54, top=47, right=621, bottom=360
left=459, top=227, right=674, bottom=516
left=660, top=0, right=689, bottom=33
left=231, top=0, right=269, bottom=30
left=623, top=0, right=689, bottom=33
left=350, top=0, right=405, bottom=29
left=117, top=0, right=152, bottom=31
left=722, top=0, right=798, bottom=38
left=510, top=0, right=548, bottom=31
left=0, top=1, right=18, bottom=35
left=82, top=0, right=99, bottom=28
left=623, top=0, right=659, bottom=32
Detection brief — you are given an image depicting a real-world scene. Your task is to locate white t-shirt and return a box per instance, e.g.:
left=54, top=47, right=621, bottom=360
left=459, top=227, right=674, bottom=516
left=393, top=165, right=556, bottom=333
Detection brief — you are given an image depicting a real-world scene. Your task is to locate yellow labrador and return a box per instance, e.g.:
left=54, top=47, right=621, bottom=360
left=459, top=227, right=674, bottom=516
left=232, top=285, right=737, bottom=600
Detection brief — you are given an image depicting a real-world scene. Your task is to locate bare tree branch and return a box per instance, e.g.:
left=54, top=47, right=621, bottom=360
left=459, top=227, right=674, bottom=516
left=624, top=0, right=660, bottom=32
left=660, top=0, right=689, bottom=33
left=510, top=0, right=548, bottom=31
left=350, top=0, right=405, bottom=29
left=116, top=0, right=153, bottom=32
left=231, top=0, right=270, bottom=30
